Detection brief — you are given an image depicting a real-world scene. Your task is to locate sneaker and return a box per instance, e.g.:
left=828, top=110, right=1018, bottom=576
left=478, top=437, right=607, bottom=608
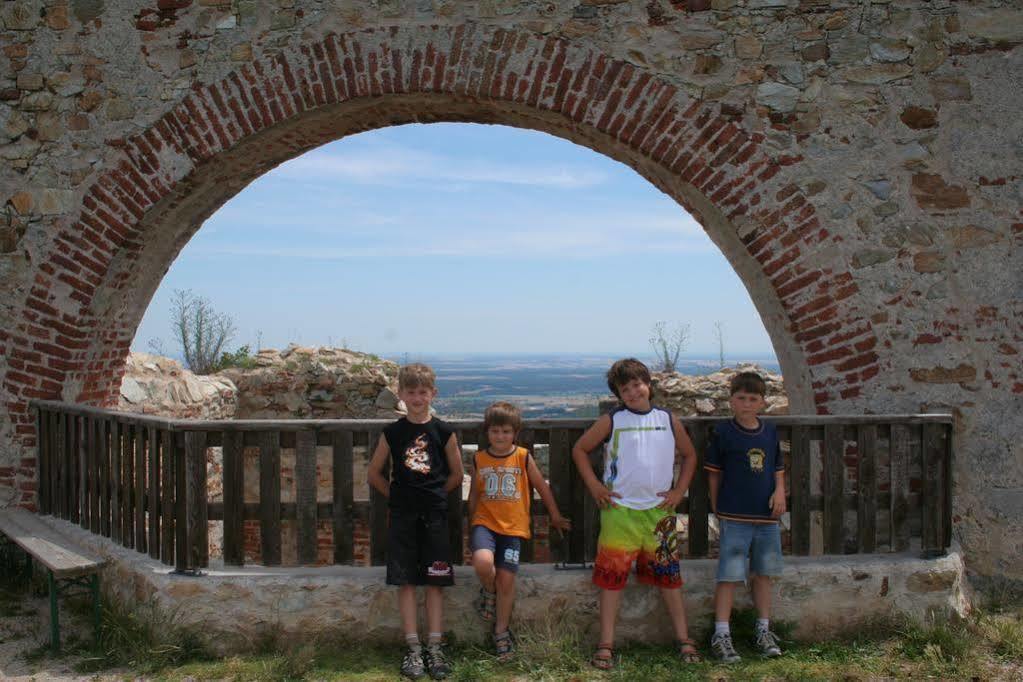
left=755, top=628, right=782, bottom=658
left=425, top=643, right=451, bottom=679
left=494, top=629, right=516, bottom=661
left=400, top=647, right=426, bottom=679
left=710, top=631, right=742, bottom=663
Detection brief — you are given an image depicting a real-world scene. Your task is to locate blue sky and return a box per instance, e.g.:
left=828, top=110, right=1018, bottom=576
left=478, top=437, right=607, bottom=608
left=132, top=122, right=776, bottom=358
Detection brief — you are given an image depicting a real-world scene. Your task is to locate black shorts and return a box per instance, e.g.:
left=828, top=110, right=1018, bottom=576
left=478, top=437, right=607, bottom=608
left=386, top=507, right=454, bottom=587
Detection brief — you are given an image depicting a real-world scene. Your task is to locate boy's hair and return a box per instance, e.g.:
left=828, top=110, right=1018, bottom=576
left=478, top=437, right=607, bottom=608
left=483, top=401, right=523, bottom=433
left=730, top=371, right=767, bottom=396
left=606, top=358, right=652, bottom=399
left=398, top=363, right=436, bottom=391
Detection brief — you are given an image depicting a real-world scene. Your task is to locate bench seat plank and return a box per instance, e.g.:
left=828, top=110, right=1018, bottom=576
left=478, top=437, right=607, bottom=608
left=0, top=509, right=104, bottom=578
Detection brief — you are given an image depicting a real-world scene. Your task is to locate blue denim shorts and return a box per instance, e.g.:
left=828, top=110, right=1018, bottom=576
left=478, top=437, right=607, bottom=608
left=716, top=518, right=783, bottom=582
left=470, top=525, right=522, bottom=573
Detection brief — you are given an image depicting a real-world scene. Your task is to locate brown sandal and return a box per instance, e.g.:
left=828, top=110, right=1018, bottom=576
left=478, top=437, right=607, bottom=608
left=677, top=638, right=703, bottom=663
left=591, top=643, right=615, bottom=670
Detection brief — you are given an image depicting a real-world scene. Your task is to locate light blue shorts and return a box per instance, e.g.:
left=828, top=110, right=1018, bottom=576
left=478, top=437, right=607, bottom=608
left=716, top=518, right=783, bottom=582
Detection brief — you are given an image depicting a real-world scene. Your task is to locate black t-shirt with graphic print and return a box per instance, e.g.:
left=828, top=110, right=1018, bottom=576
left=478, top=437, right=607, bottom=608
left=383, top=417, right=455, bottom=511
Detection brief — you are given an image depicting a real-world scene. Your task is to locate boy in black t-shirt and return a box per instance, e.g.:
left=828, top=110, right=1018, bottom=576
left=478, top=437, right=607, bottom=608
left=367, top=363, right=464, bottom=680
left=705, top=371, right=786, bottom=663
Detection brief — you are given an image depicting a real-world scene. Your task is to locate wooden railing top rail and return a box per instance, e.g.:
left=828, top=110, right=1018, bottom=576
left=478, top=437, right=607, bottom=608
left=30, top=400, right=955, bottom=430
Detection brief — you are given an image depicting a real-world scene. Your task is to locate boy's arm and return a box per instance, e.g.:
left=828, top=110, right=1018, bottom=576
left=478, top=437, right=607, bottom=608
left=658, top=415, right=698, bottom=510
left=467, top=457, right=480, bottom=522
left=525, top=455, right=571, bottom=533
left=770, top=469, right=787, bottom=518
left=442, top=432, right=465, bottom=494
left=707, top=470, right=721, bottom=514
left=571, top=415, right=619, bottom=508
left=366, top=435, right=391, bottom=498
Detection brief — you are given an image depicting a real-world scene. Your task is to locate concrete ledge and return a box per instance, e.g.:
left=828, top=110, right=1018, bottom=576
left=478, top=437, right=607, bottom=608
left=39, top=516, right=968, bottom=654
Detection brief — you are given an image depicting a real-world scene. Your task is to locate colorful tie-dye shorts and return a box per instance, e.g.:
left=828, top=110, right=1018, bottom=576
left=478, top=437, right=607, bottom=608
left=592, top=506, right=683, bottom=590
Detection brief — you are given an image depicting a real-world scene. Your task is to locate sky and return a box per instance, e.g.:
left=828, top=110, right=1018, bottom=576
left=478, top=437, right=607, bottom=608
left=132, top=122, right=777, bottom=359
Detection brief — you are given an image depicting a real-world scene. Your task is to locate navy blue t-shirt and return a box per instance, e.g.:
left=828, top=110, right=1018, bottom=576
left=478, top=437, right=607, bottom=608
left=704, top=418, right=784, bottom=523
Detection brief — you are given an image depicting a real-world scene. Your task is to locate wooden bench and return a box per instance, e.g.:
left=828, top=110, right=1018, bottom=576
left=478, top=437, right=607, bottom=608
left=0, top=508, right=105, bottom=652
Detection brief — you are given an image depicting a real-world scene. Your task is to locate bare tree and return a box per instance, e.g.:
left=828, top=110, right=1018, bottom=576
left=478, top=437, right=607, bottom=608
left=170, top=289, right=236, bottom=375
left=649, top=321, right=691, bottom=373
left=713, top=320, right=726, bottom=368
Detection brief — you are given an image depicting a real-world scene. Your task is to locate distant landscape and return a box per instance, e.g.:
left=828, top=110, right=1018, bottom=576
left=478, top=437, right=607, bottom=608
left=390, top=353, right=781, bottom=419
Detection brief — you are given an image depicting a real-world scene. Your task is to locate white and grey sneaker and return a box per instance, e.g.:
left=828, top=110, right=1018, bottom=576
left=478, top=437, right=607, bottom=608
left=754, top=628, right=782, bottom=658
left=710, top=631, right=742, bottom=663
left=401, top=647, right=426, bottom=679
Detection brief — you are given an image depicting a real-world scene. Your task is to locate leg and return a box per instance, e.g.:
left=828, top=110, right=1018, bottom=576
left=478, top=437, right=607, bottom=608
left=751, top=574, right=772, bottom=619
left=715, top=581, right=738, bottom=623
left=472, top=549, right=496, bottom=593
left=398, top=585, right=419, bottom=636
left=597, top=588, right=623, bottom=648
left=424, top=585, right=444, bottom=636
left=659, top=587, right=691, bottom=642
left=494, top=569, right=515, bottom=635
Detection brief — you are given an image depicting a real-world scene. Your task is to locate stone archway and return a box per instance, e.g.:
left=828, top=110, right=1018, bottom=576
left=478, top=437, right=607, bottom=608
left=1, top=3, right=1020, bottom=584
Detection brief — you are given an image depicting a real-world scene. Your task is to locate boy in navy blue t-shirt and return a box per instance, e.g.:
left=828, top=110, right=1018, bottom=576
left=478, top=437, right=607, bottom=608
left=704, top=371, right=786, bottom=662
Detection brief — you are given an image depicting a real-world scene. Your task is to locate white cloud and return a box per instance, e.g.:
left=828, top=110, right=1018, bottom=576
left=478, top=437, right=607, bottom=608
left=276, top=145, right=607, bottom=190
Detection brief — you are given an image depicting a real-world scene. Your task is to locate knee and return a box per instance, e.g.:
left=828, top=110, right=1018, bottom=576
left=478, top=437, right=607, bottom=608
left=472, top=551, right=495, bottom=575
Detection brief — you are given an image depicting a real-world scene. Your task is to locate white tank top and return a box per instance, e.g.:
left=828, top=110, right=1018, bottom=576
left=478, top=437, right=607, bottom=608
left=602, top=406, right=676, bottom=510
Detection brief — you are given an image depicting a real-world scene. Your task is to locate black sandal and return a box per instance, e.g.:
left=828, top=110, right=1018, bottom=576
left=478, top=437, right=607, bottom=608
left=494, top=629, right=515, bottom=662
left=591, top=643, right=615, bottom=670
left=677, top=637, right=703, bottom=663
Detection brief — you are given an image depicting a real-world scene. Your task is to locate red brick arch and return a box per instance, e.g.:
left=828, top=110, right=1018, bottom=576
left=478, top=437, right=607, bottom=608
left=2, top=25, right=880, bottom=500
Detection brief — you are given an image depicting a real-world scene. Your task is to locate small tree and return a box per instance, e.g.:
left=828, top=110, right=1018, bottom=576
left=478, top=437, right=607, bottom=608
left=170, top=289, right=236, bottom=375
left=649, top=321, right=690, bottom=373
left=713, top=320, right=726, bottom=368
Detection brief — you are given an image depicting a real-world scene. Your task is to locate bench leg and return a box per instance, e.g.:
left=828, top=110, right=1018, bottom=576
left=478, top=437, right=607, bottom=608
left=91, top=573, right=101, bottom=644
left=48, top=571, right=60, bottom=653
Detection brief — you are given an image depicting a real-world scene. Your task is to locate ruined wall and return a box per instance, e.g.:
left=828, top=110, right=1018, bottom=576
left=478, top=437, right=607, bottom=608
left=0, top=1, right=1020, bottom=583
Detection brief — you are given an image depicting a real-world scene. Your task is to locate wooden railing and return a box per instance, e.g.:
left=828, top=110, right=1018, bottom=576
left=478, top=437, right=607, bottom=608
left=31, top=401, right=953, bottom=572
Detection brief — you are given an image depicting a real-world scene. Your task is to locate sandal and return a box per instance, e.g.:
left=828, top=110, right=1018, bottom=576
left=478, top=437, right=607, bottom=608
left=677, top=637, right=703, bottom=663
left=494, top=629, right=515, bottom=662
left=474, top=586, right=496, bottom=621
left=591, top=643, right=615, bottom=670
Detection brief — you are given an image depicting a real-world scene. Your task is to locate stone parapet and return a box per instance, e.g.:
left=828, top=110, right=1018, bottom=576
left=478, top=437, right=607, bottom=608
left=40, top=516, right=967, bottom=655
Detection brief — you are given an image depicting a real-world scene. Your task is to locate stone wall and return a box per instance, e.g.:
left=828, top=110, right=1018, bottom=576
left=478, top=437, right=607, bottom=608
left=44, top=515, right=968, bottom=654
left=0, top=2, right=1020, bottom=586
left=654, top=364, right=788, bottom=415
left=117, top=351, right=237, bottom=419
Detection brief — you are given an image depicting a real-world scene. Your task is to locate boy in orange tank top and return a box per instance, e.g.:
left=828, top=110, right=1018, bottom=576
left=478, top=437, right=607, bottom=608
left=468, top=401, right=572, bottom=661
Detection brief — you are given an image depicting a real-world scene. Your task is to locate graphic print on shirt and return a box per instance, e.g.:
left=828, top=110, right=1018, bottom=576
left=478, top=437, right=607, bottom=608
left=747, top=448, right=765, bottom=473
left=606, top=425, right=668, bottom=492
left=480, top=465, right=522, bottom=501
left=404, top=434, right=431, bottom=474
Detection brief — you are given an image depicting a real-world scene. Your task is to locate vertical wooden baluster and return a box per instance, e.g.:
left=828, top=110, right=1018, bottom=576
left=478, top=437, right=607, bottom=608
left=368, top=429, right=389, bottom=567
left=823, top=424, right=845, bottom=554
left=921, top=422, right=944, bottom=555
left=174, top=431, right=188, bottom=571
left=332, top=430, right=355, bottom=565
left=122, top=424, right=134, bottom=547
left=89, top=416, right=100, bottom=534
left=222, top=430, right=244, bottom=566
left=98, top=418, right=110, bottom=537
left=134, top=425, right=146, bottom=553
left=259, top=430, right=282, bottom=566
left=857, top=424, right=878, bottom=553
left=686, top=420, right=709, bottom=558
left=110, top=420, right=121, bottom=543
left=790, top=425, right=812, bottom=556
left=889, top=423, right=911, bottom=552
left=548, top=428, right=573, bottom=564
left=296, top=430, right=318, bottom=565
left=148, top=425, right=160, bottom=560
left=185, top=431, right=209, bottom=569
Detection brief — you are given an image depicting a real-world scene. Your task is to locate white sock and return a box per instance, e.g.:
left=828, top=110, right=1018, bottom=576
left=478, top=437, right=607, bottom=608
left=427, top=632, right=443, bottom=647
left=756, top=618, right=770, bottom=633
left=405, top=633, right=421, bottom=652
left=714, top=621, right=730, bottom=637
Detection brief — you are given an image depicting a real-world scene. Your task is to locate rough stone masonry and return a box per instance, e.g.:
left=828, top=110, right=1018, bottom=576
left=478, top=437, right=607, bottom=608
left=0, top=1, right=1020, bottom=586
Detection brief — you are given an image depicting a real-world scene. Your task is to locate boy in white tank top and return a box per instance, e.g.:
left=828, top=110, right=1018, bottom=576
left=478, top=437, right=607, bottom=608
left=572, top=358, right=702, bottom=670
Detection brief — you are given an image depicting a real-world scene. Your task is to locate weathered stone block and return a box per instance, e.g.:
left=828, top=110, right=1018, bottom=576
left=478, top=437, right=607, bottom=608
left=911, top=174, right=970, bottom=210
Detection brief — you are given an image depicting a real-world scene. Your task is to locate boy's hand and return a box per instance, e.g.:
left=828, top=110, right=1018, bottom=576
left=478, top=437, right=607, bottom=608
left=656, top=488, right=684, bottom=510
left=769, top=488, right=787, bottom=518
left=588, top=481, right=621, bottom=509
left=549, top=514, right=572, bottom=536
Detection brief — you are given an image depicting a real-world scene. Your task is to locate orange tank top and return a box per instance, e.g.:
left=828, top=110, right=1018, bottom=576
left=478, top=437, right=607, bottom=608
left=471, top=446, right=532, bottom=539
